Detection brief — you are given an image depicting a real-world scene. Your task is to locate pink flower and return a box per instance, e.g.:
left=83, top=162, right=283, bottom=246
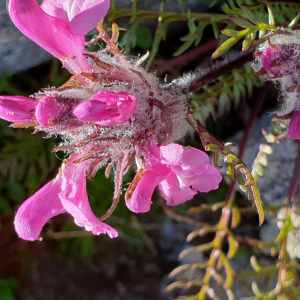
left=255, top=41, right=300, bottom=139
left=73, top=91, right=138, bottom=126
left=8, top=0, right=110, bottom=73
left=126, top=143, right=222, bottom=213
left=0, top=96, right=37, bottom=123
left=41, top=0, right=110, bottom=36
left=36, top=95, right=73, bottom=127
left=14, top=155, right=118, bottom=241
left=260, top=44, right=300, bottom=77
left=289, top=111, right=300, bottom=139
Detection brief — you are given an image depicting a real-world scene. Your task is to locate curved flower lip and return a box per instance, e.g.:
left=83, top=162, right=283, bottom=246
left=8, top=0, right=92, bottom=73
left=126, top=143, right=222, bottom=213
left=73, top=91, right=138, bottom=126
left=41, top=0, right=110, bottom=36
left=0, top=96, right=37, bottom=123
left=14, top=157, right=118, bottom=241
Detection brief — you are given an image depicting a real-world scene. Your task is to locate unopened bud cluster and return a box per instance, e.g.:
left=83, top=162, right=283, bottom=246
left=252, top=30, right=300, bottom=138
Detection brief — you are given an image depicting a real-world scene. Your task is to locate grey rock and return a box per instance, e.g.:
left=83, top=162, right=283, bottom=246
left=0, top=0, right=52, bottom=75
left=231, top=113, right=298, bottom=207
left=230, top=112, right=300, bottom=258
left=0, top=0, right=214, bottom=75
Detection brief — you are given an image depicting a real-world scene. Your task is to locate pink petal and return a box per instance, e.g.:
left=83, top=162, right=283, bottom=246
left=160, top=144, right=210, bottom=177
left=41, top=0, right=69, bottom=23
left=14, top=178, right=65, bottom=241
left=73, top=92, right=138, bottom=126
left=160, top=143, right=184, bottom=165
left=126, top=167, right=170, bottom=213
left=94, top=92, right=138, bottom=126
left=36, top=96, right=70, bottom=127
left=73, top=100, right=110, bottom=122
left=191, top=165, right=222, bottom=193
left=159, top=172, right=197, bottom=206
left=42, top=0, right=110, bottom=35
left=261, top=47, right=277, bottom=74
left=289, top=111, right=300, bottom=139
left=8, top=0, right=91, bottom=73
left=0, top=96, right=36, bottom=123
left=59, top=162, right=118, bottom=238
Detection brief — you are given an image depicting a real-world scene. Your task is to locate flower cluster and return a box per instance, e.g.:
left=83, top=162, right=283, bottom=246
left=1, top=0, right=222, bottom=241
left=252, top=31, right=300, bottom=139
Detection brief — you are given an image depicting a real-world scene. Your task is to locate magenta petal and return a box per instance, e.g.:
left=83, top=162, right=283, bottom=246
left=160, top=143, right=184, bottom=165
left=73, top=100, right=109, bottom=122
left=159, top=172, right=197, bottom=206
left=68, top=0, right=110, bottom=35
left=41, top=0, right=69, bottom=22
left=94, top=92, right=138, bottom=126
left=14, top=179, right=65, bottom=241
left=42, top=0, right=110, bottom=35
left=36, top=96, right=70, bottom=127
left=161, top=144, right=210, bottom=177
left=59, top=193, right=118, bottom=238
left=126, top=167, right=170, bottom=213
left=289, top=111, right=300, bottom=139
left=0, top=96, right=36, bottom=123
left=74, top=92, right=138, bottom=126
left=59, top=162, right=118, bottom=238
left=261, top=47, right=276, bottom=74
left=8, top=0, right=90, bottom=72
left=191, top=165, right=222, bottom=193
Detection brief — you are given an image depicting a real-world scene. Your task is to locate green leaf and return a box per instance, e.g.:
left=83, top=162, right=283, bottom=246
left=221, top=29, right=241, bottom=37
left=213, top=151, right=221, bottom=168
left=275, top=217, right=294, bottom=243
left=228, top=0, right=239, bottom=10
left=224, top=154, right=240, bottom=165
left=212, top=36, right=241, bottom=59
left=173, top=37, right=195, bottom=56
left=146, top=19, right=171, bottom=69
left=227, top=235, right=238, bottom=259
left=233, top=83, right=241, bottom=107
left=206, top=144, right=219, bottom=152
left=255, top=163, right=264, bottom=176
left=0, top=197, right=12, bottom=214
left=7, top=181, right=25, bottom=203
left=79, top=236, right=95, bottom=259
left=135, top=25, right=153, bottom=50
left=242, top=28, right=257, bottom=51
left=251, top=184, right=264, bottom=225
left=264, top=1, right=275, bottom=26
left=0, top=287, right=14, bottom=300
left=259, top=144, right=273, bottom=154
left=226, top=163, right=235, bottom=181
left=120, top=24, right=138, bottom=54
left=230, top=17, right=254, bottom=29
left=231, top=208, right=241, bottom=229
left=0, top=279, right=19, bottom=289
left=211, top=17, right=219, bottom=39
left=219, top=92, right=231, bottom=116
left=288, top=12, right=300, bottom=29
left=195, top=22, right=208, bottom=45
left=240, top=5, right=260, bottom=25
left=236, top=172, right=247, bottom=193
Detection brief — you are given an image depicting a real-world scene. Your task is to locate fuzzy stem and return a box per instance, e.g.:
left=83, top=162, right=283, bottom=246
left=189, top=51, right=255, bottom=93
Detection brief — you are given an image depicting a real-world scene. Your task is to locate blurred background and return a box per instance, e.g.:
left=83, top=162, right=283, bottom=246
left=0, top=0, right=298, bottom=299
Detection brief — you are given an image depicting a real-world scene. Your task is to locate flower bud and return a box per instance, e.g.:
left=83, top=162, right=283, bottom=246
left=73, top=91, right=138, bottom=126
left=36, top=96, right=71, bottom=127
